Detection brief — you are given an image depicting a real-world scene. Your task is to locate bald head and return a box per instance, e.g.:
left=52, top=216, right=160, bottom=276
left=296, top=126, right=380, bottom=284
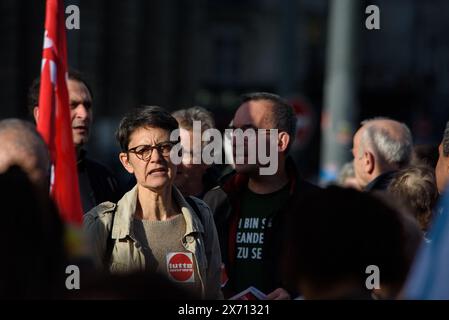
left=0, top=119, right=50, bottom=190
left=352, top=118, right=412, bottom=188
left=359, top=118, right=412, bottom=168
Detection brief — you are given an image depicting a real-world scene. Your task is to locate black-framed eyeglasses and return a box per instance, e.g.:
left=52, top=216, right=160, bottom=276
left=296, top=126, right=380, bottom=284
left=127, top=141, right=176, bottom=161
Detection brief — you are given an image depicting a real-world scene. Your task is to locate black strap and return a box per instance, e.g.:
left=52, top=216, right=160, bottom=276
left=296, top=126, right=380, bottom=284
left=103, top=212, right=116, bottom=270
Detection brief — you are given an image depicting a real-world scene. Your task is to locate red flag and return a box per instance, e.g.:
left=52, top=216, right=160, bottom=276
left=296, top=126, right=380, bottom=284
left=37, top=0, right=83, bottom=225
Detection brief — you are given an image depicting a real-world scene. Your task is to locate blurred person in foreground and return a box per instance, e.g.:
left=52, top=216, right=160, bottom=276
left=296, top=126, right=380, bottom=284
left=68, top=271, right=199, bottom=300
left=28, top=70, right=120, bottom=212
left=84, top=106, right=222, bottom=299
left=0, top=166, right=67, bottom=298
left=0, top=119, right=49, bottom=192
left=403, top=178, right=449, bottom=299
left=284, top=186, right=421, bottom=300
left=352, top=117, right=413, bottom=191
left=0, top=118, right=95, bottom=275
left=203, top=92, right=319, bottom=299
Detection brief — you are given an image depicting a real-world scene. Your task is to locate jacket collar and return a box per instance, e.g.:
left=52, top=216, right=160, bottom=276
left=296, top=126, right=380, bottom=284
left=111, top=184, right=204, bottom=240
left=364, top=170, right=397, bottom=192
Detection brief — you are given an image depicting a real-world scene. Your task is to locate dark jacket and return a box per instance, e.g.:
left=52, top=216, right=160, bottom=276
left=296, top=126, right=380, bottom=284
left=78, top=150, right=121, bottom=213
left=364, top=171, right=397, bottom=192
left=203, top=158, right=320, bottom=295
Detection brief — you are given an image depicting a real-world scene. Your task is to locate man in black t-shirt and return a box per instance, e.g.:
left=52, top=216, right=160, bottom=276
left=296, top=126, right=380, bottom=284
left=204, top=92, right=319, bottom=299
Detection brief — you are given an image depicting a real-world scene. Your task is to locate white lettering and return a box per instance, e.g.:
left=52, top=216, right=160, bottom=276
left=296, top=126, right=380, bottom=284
left=65, top=265, right=80, bottom=290
left=251, top=247, right=262, bottom=260
left=202, top=128, right=222, bottom=165
left=178, top=304, right=213, bottom=318
left=168, top=124, right=280, bottom=175
left=236, top=247, right=248, bottom=259
left=236, top=232, right=264, bottom=244
left=365, top=5, right=380, bottom=30
left=365, top=265, right=380, bottom=289
left=65, top=5, right=80, bottom=30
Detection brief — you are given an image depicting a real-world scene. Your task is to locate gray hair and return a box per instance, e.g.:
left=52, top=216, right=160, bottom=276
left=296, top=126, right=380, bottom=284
left=360, top=118, right=412, bottom=169
left=171, top=106, right=215, bottom=132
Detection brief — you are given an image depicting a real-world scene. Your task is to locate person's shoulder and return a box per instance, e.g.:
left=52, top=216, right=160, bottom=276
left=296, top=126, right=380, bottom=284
left=84, top=201, right=117, bottom=222
left=203, top=185, right=228, bottom=206
left=83, top=201, right=117, bottom=264
left=204, top=185, right=225, bottom=196
left=188, top=196, right=212, bottom=213
left=84, top=201, right=117, bottom=246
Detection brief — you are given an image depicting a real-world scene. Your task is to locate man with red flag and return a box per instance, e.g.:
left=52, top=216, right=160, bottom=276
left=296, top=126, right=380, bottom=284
left=31, top=1, right=120, bottom=222
left=29, top=70, right=121, bottom=213
left=36, top=0, right=83, bottom=225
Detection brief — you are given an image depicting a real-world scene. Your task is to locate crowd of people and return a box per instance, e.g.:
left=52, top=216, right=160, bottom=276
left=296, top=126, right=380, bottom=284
left=1, top=69, right=449, bottom=299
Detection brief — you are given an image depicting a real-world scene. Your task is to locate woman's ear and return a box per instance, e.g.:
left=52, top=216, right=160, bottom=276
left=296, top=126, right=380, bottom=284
left=119, top=152, right=134, bottom=174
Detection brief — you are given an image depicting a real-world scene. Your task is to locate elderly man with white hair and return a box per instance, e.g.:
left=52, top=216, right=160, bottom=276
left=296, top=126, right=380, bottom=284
left=351, top=117, right=413, bottom=191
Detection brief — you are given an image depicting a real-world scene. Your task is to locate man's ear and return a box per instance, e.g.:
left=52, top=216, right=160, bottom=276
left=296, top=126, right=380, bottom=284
left=33, top=106, right=39, bottom=123
left=278, top=132, right=290, bottom=153
left=119, top=152, right=134, bottom=174
left=364, top=151, right=375, bottom=174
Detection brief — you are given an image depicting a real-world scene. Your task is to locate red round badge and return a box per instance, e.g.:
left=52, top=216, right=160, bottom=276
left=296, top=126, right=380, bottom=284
left=167, top=253, right=194, bottom=282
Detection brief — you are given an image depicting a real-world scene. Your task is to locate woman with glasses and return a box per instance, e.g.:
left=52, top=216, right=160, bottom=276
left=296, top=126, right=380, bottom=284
left=84, top=106, right=222, bottom=299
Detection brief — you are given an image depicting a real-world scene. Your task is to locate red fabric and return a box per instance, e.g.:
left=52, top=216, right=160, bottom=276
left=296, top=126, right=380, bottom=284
left=37, top=0, right=83, bottom=225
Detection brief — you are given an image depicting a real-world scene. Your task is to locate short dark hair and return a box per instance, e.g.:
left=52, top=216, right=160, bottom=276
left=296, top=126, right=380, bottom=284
left=442, top=121, right=449, bottom=157
left=241, top=92, right=296, bottom=152
left=27, top=69, right=93, bottom=115
left=116, top=106, right=179, bottom=152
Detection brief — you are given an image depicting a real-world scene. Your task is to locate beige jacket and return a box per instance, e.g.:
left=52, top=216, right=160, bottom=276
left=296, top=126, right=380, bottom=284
left=84, top=185, right=223, bottom=299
